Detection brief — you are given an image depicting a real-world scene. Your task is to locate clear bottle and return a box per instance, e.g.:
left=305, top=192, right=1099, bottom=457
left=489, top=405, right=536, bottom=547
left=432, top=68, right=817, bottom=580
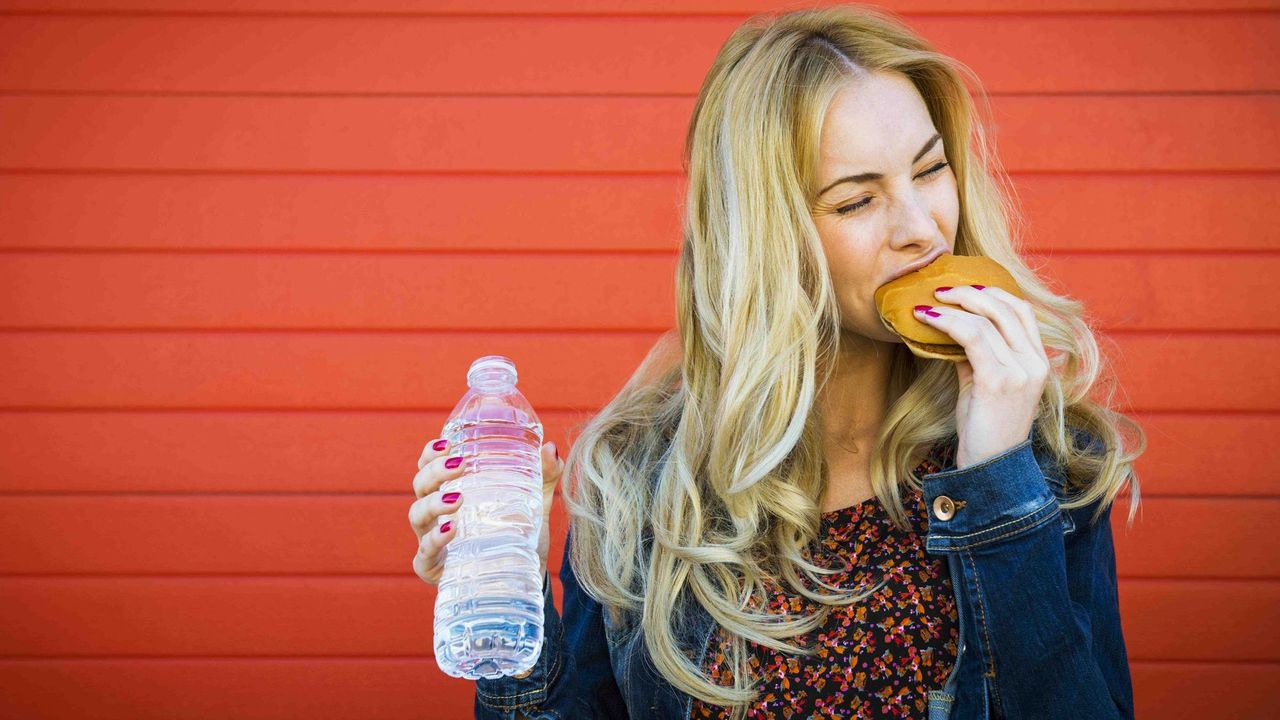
left=433, top=355, right=545, bottom=680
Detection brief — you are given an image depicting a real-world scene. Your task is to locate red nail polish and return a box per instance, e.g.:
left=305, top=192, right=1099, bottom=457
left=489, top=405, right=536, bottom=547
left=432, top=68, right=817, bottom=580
left=972, top=284, right=986, bottom=290
left=925, top=309, right=942, bottom=318
left=935, top=286, right=953, bottom=293
left=442, top=492, right=460, bottom=504
left=444, top=456, right=462, bottom=469
left=440, top=521, right=452, bottom=533
left=432, top=439, right=447, bottom=452
left=914, top=304, right=933, bottom=313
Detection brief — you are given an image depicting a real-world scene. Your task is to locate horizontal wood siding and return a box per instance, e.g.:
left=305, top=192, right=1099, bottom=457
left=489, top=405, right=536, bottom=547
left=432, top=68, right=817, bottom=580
left=0, top=3, right=1275, bottom=718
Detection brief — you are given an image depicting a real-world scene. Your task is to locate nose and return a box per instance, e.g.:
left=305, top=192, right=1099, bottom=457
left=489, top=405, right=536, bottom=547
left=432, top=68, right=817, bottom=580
left=887, top=187, right=944, bottom=251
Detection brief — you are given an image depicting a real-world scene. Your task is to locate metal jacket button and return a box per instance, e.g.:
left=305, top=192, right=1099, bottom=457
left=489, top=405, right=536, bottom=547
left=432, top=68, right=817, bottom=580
left=933, top=495, right=957, bottom=521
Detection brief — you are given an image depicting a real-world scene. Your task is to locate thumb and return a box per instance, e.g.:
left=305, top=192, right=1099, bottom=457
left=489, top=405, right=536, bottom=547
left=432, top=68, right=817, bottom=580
left=541, top=442, right=562, bottom=486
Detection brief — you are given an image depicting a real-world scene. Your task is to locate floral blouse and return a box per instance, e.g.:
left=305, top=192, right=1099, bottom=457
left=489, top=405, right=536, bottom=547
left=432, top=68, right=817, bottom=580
left=692, top=444, right=960, bottom=718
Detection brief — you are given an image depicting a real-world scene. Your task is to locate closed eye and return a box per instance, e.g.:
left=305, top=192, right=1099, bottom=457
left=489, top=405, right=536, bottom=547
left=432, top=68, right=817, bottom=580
left=835, top=161, right=950, bottom=216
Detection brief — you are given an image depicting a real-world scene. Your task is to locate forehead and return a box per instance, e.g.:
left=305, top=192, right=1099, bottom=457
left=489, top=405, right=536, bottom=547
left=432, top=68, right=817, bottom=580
left=819, top=71, right=936, bottom=165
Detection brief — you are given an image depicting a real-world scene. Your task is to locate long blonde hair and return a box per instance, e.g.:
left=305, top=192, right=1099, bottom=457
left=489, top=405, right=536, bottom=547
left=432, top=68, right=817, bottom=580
left=560, top=5, right=1145, bottom=717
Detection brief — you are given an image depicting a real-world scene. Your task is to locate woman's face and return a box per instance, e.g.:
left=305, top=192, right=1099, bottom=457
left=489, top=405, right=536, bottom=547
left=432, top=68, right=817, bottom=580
left=810, top=71, right=959, bottom=344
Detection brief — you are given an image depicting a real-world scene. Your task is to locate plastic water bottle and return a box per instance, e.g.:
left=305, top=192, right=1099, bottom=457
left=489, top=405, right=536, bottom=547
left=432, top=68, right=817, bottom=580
left=433, top=355, right=546, bottom=680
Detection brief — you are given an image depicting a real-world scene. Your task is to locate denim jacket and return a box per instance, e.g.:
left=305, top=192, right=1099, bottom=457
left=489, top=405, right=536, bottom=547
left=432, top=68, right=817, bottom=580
left=474, top=426, right=1135, bottom=719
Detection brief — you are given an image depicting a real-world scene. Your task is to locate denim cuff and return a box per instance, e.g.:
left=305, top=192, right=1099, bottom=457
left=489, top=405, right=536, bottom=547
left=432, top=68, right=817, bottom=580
left=921, top=433, right=1061, bottom=553
left=473, top=567, right=562, bottom=712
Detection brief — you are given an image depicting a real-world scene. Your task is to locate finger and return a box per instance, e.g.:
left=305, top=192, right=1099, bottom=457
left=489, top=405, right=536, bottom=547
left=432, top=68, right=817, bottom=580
left=948, top=286, right=1050, bottom=385
left=541, top=441, right=564, bottom=488
left=412, top=451, right=466, bottom=499
left=412, top=519, right=458, bottom=584
left=916, top=304, right=1019, bottom=371
left=408, top=488, right=465, bottom=541
left=418, top=436, right=451, bottom=471
left=979, top=286, right=1049, bottom=364
left=933, top=285, right=1035, bottom=356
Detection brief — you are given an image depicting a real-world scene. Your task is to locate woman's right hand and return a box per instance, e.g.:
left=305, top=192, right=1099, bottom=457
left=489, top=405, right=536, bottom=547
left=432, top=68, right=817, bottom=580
left=410, top=436, right=563, bottom=586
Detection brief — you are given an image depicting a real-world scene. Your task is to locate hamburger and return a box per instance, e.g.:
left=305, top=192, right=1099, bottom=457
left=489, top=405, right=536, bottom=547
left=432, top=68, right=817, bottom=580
left=874, top=253, right=1026, bottom=361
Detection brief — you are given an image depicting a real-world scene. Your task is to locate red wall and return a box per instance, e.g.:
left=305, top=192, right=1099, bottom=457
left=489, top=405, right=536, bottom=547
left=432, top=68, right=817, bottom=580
left=0, top=1, right=1276, bottom=718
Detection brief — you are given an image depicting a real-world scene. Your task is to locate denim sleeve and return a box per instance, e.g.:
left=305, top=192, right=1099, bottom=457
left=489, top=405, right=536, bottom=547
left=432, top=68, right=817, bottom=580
left=473, top=527, right=629, bottom=719
left=921, top=432, right=1136, bottom=719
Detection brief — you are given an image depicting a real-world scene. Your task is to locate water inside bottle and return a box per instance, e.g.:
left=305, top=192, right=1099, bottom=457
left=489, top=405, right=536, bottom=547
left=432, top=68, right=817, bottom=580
left=432, top=359, right=545, bottom=681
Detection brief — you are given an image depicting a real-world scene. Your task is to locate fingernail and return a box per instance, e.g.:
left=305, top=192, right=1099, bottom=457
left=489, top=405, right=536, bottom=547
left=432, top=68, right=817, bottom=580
left=935, top=286, right=953, bottom=293
left=549, top=441, right=558, bottom=459
left=440, top=521, right=452, bottom=533
left=972, top=284, right=986, bottom=290
left=432, top=439, right=447, bottom=452
left=915, top=305, right=942, bottom=318
left=444, top=456, right=462, bottom=469
left=442, top=492, right=460, bottom=504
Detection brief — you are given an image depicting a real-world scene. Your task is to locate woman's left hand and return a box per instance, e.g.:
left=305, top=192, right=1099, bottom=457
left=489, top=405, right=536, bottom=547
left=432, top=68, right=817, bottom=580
left=915, top=284, right=1049, bottom=469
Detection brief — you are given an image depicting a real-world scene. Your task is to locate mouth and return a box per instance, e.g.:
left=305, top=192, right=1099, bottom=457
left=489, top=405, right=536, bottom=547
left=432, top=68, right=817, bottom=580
left=886, top=248, right=948, bottom=284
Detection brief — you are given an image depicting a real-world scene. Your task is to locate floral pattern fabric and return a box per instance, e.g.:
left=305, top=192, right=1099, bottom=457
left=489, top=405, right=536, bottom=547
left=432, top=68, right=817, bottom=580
left=692, top=444, right=959, bottom=719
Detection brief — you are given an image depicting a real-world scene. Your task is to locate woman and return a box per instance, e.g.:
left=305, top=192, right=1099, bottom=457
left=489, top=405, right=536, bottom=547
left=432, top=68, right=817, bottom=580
left=411, top=5, right=1144, bottom=719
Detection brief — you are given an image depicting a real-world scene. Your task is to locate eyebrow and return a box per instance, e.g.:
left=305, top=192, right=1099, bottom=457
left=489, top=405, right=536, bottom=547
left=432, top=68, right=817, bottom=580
left=817, top=132, right=943, bottom=198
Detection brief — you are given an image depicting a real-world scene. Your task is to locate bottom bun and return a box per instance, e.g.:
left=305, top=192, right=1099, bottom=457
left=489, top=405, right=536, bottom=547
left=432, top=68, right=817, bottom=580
left=904, top=337, right=966, bottom=362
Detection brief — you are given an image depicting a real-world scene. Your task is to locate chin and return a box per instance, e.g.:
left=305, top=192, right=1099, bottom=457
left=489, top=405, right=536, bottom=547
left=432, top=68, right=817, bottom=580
left=837, top=325, right=903, bottom=347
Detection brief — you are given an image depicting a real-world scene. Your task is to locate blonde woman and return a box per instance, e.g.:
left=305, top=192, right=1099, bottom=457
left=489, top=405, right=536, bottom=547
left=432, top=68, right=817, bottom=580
left=411, top=5, right=1143, bottom=719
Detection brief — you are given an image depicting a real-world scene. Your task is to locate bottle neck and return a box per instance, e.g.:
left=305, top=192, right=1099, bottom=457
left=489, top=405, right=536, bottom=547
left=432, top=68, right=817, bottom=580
left=470, top=369, right=515, bottom=392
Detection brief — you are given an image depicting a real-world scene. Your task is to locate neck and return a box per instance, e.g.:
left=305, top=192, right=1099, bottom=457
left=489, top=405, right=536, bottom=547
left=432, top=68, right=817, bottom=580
left=818, top=333, right=901, bottom=455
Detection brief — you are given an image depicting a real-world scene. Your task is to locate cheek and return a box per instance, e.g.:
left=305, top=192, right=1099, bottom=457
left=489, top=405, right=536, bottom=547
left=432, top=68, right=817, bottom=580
left=821, top=232, right=877, bottom=286
left=935, top=175, right=961, bottom=229
left=826, top=241, right=881, bottom=315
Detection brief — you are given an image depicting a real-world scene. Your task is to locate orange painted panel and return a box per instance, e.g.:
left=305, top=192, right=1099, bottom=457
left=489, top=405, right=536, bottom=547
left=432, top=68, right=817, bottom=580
left=0, top=14, right=1273, bottom=93
left=1013, top=173, right=1280, bottom=253
left=0, top=252, right=1269, bottom=331
left=1133, top=414, right=1280, bottom=496
left=0, top=96, right=1275, bottom=172
left=0, top=173, right=690, bottom=252
left=0, top=659, right=1270, bottom=720
left=0, top=254, right=682, bottom=330
left=0, top=332, right=1275, bottom=411
left=1108, top=498, right=1279, bottom=579
left=0, top=495, right=1271, bottom=578
left=0, top=659, right=477, bottom=720
left=1120, top=580, right=1280, bottom=662
left=0, top=409, right=597, bottom=493
left=1040, top=254, right=1277, bottom=332
left=2, top=173, right=1274, bottom=253
left=0, top=331, right=668, bottom=409
left=0, top=411, right=1270, bottom=496
left=0, top=576, right=1273, bottom=661
left=1130, top=662, right=1278, bottom=720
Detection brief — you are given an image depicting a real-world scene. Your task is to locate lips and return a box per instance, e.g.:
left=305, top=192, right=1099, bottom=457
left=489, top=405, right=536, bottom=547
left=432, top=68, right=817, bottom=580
left=887, top=248, right=948, bottom=285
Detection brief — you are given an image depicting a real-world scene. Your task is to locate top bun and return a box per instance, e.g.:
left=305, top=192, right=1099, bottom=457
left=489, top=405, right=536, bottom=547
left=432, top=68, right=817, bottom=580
left=873, top=253, right=1026, bottom=362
